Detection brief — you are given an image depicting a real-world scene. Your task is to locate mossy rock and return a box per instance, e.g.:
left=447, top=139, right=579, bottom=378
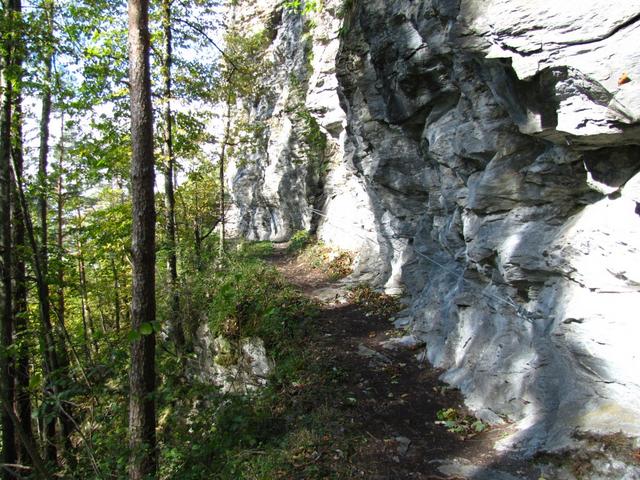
left=213, top=336, right=238, bottom=367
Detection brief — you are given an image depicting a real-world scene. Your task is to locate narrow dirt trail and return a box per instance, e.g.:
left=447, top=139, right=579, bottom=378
left=268, top=243, right=542, bottom=480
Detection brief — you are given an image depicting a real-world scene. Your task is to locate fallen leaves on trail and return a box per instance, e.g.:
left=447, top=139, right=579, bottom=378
left=348, top=283, right=403, bottom=317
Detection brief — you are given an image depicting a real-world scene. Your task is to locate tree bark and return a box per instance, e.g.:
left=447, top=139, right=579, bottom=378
left=10, top=127, right=60, bottom=471
left=55, top=115, right=64, bottom=346
left=36, top=0, right=57, bottom=464
left=161, top=0, right=184, bottom=349
left=74, top=228, right=92, bottom=361
left=111, top=256, right=121, bottom=332
left=128, top=0, right=157, bottom=476
left=0, top=0, right=17, bottom=472
left=218, top=99, right=232, bottom=256
left=0, top=401, right=47, bottom=479
left=10, top=88, right=34, bottom=468
left=53, top=114, right=74, bottom=464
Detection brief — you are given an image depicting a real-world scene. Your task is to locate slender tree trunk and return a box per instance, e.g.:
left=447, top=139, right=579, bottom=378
left=6, top=0, right=35, bottom=467
left=36, top=0, right=58, bottom=464
left=97, top=299, right=107, bottom=333
left=194, top=227, right=202, bottom=271
left=161, top=0, right=183, bottom=349
left=111, top=257, right=121, bottom=332
left=0, top=402, right=47, bottom=479
left=53, top=115, right=74, bottom=463
left=0, top=3, right=17, bottom=473
left=10, top=89, right=34, bottom=468
left=55, top=116, right=64, bottom=345
left=73, top=209, right=96, bottom=358
left=75, top=236, right=92, bottom=361
left=37, top=0, right=52, bottom=304
left=128, top=0, right=157, bottom=476
left=11, top=131, right=60, bottom=469
left=218, top=99, right=232, bottom=256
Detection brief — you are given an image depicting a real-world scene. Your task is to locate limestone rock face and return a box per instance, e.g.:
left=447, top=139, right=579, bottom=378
left=224, top=0, right=640, bottom=459
left=223, top=3, right=321, bottom=241
left=194, top=324, right=274, bottom=393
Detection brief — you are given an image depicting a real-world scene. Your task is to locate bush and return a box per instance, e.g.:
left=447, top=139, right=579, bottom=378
left=155, top=241, right=332, bottom=479
left=295, top=236, right=354, bottom=280
left=205, top=257, right=314, bottom=352
left=288, top=230, right=312, bottom=253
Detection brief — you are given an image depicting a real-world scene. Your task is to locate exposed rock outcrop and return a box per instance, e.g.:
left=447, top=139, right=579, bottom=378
left=194, top=323, right=274, bottom=393
left=223, top=0, right=640, bottom=464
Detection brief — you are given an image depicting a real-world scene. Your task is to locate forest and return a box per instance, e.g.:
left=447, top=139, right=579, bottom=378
left=4, top=0, right=640, bottom=478
left=0, top=0, right=311, bottom=477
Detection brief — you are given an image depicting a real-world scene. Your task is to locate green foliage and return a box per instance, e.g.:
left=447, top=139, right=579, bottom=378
left=235, top=240, right=274, bottom=258
left=337, top=0, right=358, bottom=36
left=153, top=242, right=364, bottom=479
left=288, top=229, right=312, bottom=252
left=295, top=108, right=328, bottom=169
left=436, top=408, right=488, bottom=436
left=284, top=0, right=322, bottom=15
left=0, top=0, right=362, bottom=476
left=205, top=254, right=313, bottom=352
left=338, top=0, right=356, bottom=18
left=295, top=236, right=354, bottom=280
left=217, top=30, right=272, bottom=103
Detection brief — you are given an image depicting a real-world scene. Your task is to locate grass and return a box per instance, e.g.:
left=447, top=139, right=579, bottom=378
left=156, top=240, right=358, bottom=479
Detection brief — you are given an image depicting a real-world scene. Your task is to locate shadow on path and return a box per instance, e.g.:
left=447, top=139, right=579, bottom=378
left=267, top=243, right=542, bottom=480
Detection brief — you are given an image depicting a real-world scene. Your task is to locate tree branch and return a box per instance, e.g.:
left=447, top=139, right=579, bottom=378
left=173, top=17, right=241, bottom=72
left=200, top=217, right=221, bottom=241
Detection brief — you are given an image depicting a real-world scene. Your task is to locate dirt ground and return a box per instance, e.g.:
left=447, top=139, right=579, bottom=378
left=268, top=243, right=545, bottom=480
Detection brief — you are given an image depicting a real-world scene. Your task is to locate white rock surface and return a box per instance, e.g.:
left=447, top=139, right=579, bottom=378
left=193, top=324, right=274, bottom=393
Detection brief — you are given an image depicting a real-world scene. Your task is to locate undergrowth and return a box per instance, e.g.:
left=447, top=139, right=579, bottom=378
left=156, top=241, right=356, bottom=479
left=71, top=240, right=358, bottom=479
left=290, top=230, right=353, bottom=280
left=435, top=407, right=488, bottom=438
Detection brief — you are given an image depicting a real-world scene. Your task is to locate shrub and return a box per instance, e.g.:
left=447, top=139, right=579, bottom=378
left=288, top=229, right=312, bottom=252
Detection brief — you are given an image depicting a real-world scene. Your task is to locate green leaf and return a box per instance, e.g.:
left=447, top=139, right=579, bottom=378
left=472, top=420, right=487, bottom=432
left=443, top=420, right=457, bottom=429
left=140, top=323, right=154, bottom=335
left=128, top=330, right=142, bottom=342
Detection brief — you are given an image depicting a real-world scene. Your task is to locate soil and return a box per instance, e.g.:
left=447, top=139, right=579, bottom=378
left=268, top=243, right=544, bottom=480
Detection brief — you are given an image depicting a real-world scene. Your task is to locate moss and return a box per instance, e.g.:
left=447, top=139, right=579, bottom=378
left=213, top=336, right=238, bottom=367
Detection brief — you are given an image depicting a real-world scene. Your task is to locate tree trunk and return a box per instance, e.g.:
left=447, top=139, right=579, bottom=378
left=127, top=0, right=157, bottom=476
left=53, top=114, right=75, bottom=464
left=10, top=89, right=35, bottom=468
left=55, top=116, right=64, bottom=346
left=218, top=99, right=232, bottom=256
left=0, top=2, right=17, bottom=472
left=161, top=0, right=184, bottom=349
left=37, top=0, right=58, bottom=464
left=0, top=402, right=47, bottom=479
left=75, top=234, right=93, bottom=361
left=111, top=256, right=121, bottom=332
left=194, top=226, right=202, bottom=271
left=10, top=120, right=60, bottom=471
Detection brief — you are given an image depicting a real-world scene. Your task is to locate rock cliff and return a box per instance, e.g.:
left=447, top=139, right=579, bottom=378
left=224, top=0, right=640, bottom=461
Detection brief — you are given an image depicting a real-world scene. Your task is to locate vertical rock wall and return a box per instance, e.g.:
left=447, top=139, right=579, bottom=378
left=224, top=0, right=640, bottom=457
left=224, top=0, right=329, bottom=241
